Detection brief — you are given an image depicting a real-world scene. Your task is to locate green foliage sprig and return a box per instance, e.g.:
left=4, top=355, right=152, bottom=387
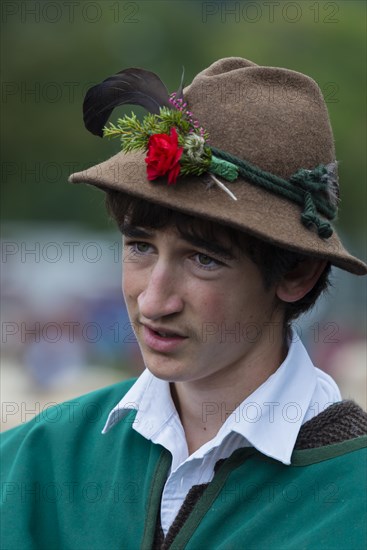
left=103, top=107, right=209, bottom=153
left=103, top=106, right=240, bottom=200
left=103, top=106, right=212, bottom=176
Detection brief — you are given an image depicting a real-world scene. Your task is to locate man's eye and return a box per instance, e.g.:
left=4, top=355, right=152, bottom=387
left=125, top=241, right=151, bottom=254
left=195, top=253, right=220, bottom=269
left=135, top=242, right=150, bottom=253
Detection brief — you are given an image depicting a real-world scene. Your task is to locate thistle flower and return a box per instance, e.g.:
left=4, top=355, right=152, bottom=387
left=184, top=134, right=205, bottom=161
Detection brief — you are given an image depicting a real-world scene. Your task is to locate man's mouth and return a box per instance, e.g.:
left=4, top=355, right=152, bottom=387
left=138, top=321, right=187, bottom=338
left=142, top=323, right=187, bottom=339
left=140, top=323, right=188, bottom=352
left=155, top=330, right=175, bottom=338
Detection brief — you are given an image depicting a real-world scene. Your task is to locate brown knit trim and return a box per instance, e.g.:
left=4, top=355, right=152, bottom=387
left=152, top=483, right=210, bottom=550
left=152, top=519, right=164, bottom=549
left=152, top=458, right=227, bottom=549
left=294, top=400, right=367, bottom=450
left=163, top=484, right=208, bottom=549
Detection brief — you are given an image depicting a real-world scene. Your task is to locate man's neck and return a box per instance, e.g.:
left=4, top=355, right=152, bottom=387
left=170, top=332, right=288, bottom=456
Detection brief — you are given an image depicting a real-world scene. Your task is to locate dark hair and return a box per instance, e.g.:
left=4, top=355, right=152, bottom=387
left=104, top=190, right=332, bottom=327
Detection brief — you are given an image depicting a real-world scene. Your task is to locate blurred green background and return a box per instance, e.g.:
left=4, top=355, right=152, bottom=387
left=2, top=0, right=366, bottom=239
left=1, top=1, right=366, bottom=428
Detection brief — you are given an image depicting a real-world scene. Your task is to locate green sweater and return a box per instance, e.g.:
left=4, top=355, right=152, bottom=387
left=1, top=379, right=366, bottom=550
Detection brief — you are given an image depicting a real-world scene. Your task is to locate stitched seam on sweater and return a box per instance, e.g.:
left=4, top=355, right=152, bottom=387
left=290, top=435, right=367, bottom=466
left=141, top=448, right=172, bottom=550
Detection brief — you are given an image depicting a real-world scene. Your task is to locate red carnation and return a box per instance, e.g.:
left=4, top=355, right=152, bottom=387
left=145, top=127, right=183, bottom=185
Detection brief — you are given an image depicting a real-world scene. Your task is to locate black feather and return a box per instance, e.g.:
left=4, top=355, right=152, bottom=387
left=175, top=66, right=185, bottom=100
left=83, top=68, right=172, bottom=137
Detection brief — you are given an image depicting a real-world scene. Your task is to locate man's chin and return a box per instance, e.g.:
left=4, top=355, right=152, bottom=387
left=143, top=361, right=193, bottom=383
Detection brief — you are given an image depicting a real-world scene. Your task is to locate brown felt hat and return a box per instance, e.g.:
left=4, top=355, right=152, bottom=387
left=69, top=57, right=367, bottom=275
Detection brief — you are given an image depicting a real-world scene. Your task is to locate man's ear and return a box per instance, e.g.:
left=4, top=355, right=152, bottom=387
left=276, top=259, right=328, bottom=303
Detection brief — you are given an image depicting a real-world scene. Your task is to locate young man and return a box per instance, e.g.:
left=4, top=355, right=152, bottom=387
left=1, top=57, right=366, bottom=549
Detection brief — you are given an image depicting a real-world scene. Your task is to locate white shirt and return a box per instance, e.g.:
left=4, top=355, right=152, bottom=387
left=102, top=330, right=341, bottom=535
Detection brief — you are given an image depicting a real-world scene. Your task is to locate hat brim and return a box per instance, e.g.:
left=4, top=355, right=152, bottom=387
left=69, top=150, right=367, bottom=276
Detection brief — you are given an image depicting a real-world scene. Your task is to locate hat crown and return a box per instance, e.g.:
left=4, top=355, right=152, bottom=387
left=184, top=57, right=335, bottom=179
left=194, top=56, right=258, bottom=76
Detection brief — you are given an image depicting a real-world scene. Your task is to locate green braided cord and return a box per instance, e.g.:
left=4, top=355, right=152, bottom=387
left=301, top=192, right=333, bottom=239
left=210, top=147, right=336, bottom=219
left=210, top=146, right=336, bottom=238
left=209, top=156, right=239, bottom=182
left=211, top=148, right=313, bottom=210
left=212, top=147, right=303, bottom=202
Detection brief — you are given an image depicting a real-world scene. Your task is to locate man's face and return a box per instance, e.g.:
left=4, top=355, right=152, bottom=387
left=122, top=223, right=283, bottom=386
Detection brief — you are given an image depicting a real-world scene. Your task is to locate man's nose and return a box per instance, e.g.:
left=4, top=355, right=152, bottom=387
left=137, top=260, right=184, bottom=321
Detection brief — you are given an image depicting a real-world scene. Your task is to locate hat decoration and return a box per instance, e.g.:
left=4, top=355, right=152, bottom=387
left=83, top=68, right=339, bottom=238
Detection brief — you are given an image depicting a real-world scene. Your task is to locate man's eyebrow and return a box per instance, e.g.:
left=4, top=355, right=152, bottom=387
left=122, top=224, right=236, bottom=260
left=122, top=224, right=154, bottom=238
left=180, top=234, right=236, bottom=260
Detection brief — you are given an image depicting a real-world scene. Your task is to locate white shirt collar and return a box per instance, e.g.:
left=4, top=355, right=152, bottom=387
left=102, top=329, right=341, bottom=465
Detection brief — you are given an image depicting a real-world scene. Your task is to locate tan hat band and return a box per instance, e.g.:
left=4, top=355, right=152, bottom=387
left=210, top=146, right=338, bottom=239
